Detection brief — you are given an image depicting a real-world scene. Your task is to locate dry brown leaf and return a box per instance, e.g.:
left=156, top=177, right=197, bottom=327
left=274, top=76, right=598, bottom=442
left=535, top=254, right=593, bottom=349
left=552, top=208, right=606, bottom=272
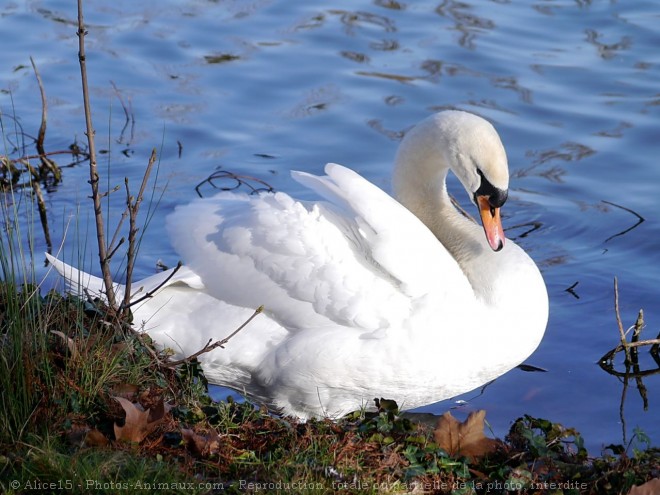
left=66, top=423, right=89, bottom=446
left=433, top=410, right=499, bottom=461
left=113, top=396, right=171, bottom=443
left=84, top=429, right=110, bottom=447
left=110, top=383, right=140, bottom=400
left=181, top=428, right=222, bottom=457
left=147, top=396, right=171, bottom=424
left=628, top=478, right=660, bottom=495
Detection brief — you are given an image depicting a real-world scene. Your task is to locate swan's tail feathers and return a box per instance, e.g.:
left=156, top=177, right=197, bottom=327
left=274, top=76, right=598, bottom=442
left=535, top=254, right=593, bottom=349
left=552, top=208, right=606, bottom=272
left=45, top=253, right=125, bottom=302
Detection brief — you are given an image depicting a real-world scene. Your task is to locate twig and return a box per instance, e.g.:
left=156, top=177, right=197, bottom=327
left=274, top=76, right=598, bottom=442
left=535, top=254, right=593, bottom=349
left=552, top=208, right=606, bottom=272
left=133, top=331, right=165, bottom=366
left=599, top=279, right=660, bottom=374
left=630, top=310, right=644, bottom=366
left=107, top=196, right=129, bottom=254
left=98, top=184, right=121, bottom=199
left=165, top=306, right=264, bottom=368
left=651, top=332, right=660, bottom=370
left=77, top=0, right=116, bottom=309
left=18, top=158, right=53, bottom=251
left=613, top=277, right=631, bottom=365
left=564, top=281, right=580, bottom=299
left=619, top=373, right=628, bottom=445
left=106, top=237, right=125, bottom=262
left=195, top=170, right=274, bottom=198
left=30, top=179, right=52, bottom=252
left=603, top=365, right=660, bottom=379
left=10, top=149, right=90, bottom=165
left=110, top=81, right=131, bottom=123
left=29, top=56, right=61, bottom=180
left=122, top=149, right=158, bottom=315
left=24, top=57, right=59, bottom=251
left=602, top=200, right=645, bottom=243
left=602, top=338, right=660, bottom=354
left=110, top=80, right=135, bottom=145
left=122, top=261, right=183, bottom=309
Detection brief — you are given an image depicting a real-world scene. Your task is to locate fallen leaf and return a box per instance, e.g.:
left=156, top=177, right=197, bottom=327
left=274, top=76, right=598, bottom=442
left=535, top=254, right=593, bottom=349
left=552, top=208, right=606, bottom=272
left=113, top=396, right=171, bottom=443
left=84, top=429, right=110, bottom=447
left=628, top=478, right=660, bottom=495
left=110, top=383, right=140, bottom=400
left=433, top=410, right=500, bottom=461
left=181, top=428, right=222, bottom=457
left=375, top=398, right=399, bottom=413
left=66, top=423, right=89, bottom=446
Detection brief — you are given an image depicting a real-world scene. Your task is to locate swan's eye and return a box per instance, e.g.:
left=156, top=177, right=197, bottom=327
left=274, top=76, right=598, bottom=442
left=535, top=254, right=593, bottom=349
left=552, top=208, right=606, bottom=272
left=475, top=169, right=508, bottom=207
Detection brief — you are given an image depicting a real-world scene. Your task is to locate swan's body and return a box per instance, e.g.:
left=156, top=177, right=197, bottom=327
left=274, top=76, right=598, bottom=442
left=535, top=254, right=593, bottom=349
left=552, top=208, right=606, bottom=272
left=49, top=111, right=548, bottom=419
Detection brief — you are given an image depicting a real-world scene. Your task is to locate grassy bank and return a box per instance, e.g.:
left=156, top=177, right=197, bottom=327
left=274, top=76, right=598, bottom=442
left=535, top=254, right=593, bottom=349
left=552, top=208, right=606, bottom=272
left=0, top=265, right=657, bottom=494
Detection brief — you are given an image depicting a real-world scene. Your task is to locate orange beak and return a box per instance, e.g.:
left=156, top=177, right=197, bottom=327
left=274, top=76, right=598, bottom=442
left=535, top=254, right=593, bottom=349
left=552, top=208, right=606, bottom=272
left=477, top=195, right=505, bottom=252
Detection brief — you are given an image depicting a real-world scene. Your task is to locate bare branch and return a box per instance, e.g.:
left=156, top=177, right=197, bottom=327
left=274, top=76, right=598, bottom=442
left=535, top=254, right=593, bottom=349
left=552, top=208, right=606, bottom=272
left=165, top=306, right=264, bottom=368
left=123, top=149, right=158, bottom=314
left=613, top=277, right=631, bottom=365
left=108, top=198, right=129, bottom=253
left=30, top=178, right=52, bottom=252
left=122, top=261, right=183, bottom=310
left=77, top=0, right=116, bottom=308
left=97, top=184, right=121, bottom=199
left=599, top=279, right=659, bottom=376
left=106, top=236, right=125, bottom=262
left=110, top=80, right=131, bottom=123
left=110, top=80, right=135, bottom=145
left=9, top=149, right=90, bottom=165
left=30, top=56, right=61, bottom=180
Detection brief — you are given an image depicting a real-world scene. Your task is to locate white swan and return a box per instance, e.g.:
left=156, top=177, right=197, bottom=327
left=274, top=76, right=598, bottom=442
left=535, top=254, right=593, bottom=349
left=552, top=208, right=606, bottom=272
left=48, top=110, right=548, bottom=419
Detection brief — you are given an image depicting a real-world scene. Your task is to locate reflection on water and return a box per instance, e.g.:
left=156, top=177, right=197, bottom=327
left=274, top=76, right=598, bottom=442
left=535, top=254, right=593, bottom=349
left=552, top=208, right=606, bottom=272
left=1, top=0, right=659, bottom=450
left=598, top=283, right=660, bottom=445
left=435, top=0, right=495, bottom=49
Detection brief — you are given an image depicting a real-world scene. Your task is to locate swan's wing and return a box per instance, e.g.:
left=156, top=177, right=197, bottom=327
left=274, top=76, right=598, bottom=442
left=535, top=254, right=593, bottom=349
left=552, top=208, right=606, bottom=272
left=292, top=163, right=469, bottom=297
left=45, top=253, right=128, bottom=301
left=168, top=164, right=470, bottom=335
left=45, top=253, right=204, bottom=305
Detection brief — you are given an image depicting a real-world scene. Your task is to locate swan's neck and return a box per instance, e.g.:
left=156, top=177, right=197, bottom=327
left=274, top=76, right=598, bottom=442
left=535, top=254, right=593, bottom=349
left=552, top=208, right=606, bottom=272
left=392, top=120, right=485, bottom=267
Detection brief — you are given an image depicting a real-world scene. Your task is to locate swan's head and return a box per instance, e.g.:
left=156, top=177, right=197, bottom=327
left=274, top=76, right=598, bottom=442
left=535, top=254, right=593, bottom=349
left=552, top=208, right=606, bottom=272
left=438, top=111, right=509, bottom=252
left=394, top=110, right=510, bottom=252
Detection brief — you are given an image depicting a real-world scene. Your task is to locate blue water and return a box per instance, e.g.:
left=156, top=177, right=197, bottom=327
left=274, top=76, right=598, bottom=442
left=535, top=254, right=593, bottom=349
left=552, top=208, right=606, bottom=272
left=2, top=1, right=658, bottom=452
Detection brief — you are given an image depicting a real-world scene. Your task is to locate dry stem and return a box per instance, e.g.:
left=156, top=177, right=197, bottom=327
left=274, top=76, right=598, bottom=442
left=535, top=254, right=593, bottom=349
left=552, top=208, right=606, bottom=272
left=600, top=278, right=660, bottom=371
left=30, top=57, right=60, bottom=180
left=77, top=0, right=116, bottom=308
left=122, top=149, right=158, bottom=314
left=613, top=277, right=631, bottom=364
left=165, top=306, right=264, bottom=367
left=123, top=261, right=183, bottom=309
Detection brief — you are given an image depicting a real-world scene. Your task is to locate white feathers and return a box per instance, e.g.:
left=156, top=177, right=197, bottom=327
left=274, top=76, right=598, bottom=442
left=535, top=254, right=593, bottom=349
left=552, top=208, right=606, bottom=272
left=49, top=111, right=548, bottom=419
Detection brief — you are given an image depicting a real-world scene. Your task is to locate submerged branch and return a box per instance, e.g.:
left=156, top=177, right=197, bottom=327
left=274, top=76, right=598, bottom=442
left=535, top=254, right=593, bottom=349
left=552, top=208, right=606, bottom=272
left=195, top=170, right=274, bottom=198
left=599, top=278, right=660, bottom=377
left=613, top=277, right=631, bottom=364
left=30, top=180, right=52, bottom=252
left=602, top=200, right=645, bottom=243
left=30, top=57, right=61, bottom=181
